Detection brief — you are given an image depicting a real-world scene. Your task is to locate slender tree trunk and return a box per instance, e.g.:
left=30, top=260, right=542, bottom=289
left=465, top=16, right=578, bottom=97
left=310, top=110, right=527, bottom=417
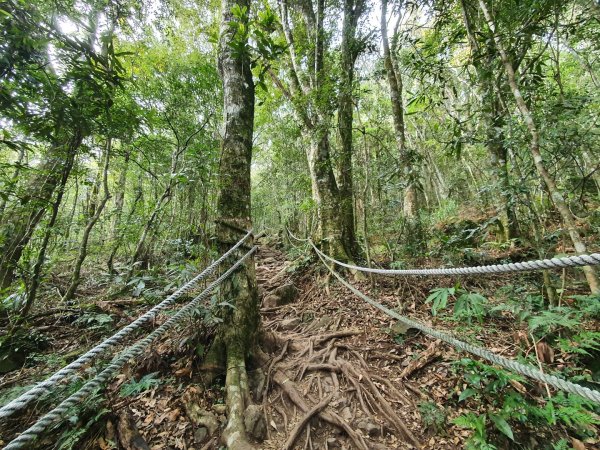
left=22, top=150, right=75, bottom=315
left=276, top=0, right=351, bottom=262
left=0, top=133, right=82, bottom=290
left=63, top=174, right=79, bottom=250
left=108, top=182, right=142, bottom=274
left=64, top=139, right=112, bottom=301
left=215, top=1, right=258, bottom=448
left=487, top=104, right=519, bottom=240
left=306, top=129, right=349, bottom=260
left=107, top=150, right=130, bottom=273
left=127, top=147, right=180, bottom=277
left=381, top=0, right=418, bottom=219
left=478, top=0, right=599, bottom=294
left=127, top=187, right=170, bottom=276
left=337, top=0, right=365, bottom=260
left=459, top=0, right=519, bottom=241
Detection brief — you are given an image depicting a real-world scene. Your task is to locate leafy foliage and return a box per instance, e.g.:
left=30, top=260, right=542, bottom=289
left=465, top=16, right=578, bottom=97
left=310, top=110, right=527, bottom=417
left=425, top=285, right=488, bottom=322
left=119, top=372, right=162, bottom=397
left=452, top=359, right=599, bottom=448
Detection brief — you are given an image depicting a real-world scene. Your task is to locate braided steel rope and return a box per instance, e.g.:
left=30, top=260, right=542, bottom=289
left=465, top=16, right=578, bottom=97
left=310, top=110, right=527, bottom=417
left=3, top=246, right=256, bottom=450
left=310, top=239, right=600, bottom=276
left=0, top=231, right=252, bottom=421
left=310, top=242, right=600, bottom=405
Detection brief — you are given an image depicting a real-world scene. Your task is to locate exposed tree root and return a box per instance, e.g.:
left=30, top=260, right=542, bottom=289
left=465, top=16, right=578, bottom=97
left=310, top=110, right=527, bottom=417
left=400, top=340, right=441, bottom=379
left=283, top=393, right=333, bottom=450
left=222, top=354, right=255, bottom=450
left=252, top=242, right=430, bottom=448
left=269, top=363, right=369, bottom=450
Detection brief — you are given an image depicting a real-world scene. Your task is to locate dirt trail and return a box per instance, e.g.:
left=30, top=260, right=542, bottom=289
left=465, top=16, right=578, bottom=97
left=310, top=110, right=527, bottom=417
left=1, top=239, right=469, bottom=450
left=255, top=239, right=464, bottom=450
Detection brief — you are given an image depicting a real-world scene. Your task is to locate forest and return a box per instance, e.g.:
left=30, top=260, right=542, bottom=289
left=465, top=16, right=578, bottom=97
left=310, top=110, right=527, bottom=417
left=0, top=0, right=599, bottom=449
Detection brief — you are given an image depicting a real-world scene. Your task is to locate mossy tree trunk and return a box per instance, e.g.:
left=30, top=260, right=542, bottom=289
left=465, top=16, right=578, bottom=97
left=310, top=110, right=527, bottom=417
left=215, top=0, right=258, bottom=448
left=275, top=0, right=355, bottom=262
left=338, top=0, right=366, bottom=260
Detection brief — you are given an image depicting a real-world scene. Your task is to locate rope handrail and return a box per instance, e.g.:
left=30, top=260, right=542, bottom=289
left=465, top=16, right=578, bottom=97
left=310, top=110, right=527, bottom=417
left=0, top=230, right=253, bottom=420
left=3, top=246, right=257, bottom=450
left=289, top=229, right=600, bottom=276
left=309, top=240, right=600, bottom=405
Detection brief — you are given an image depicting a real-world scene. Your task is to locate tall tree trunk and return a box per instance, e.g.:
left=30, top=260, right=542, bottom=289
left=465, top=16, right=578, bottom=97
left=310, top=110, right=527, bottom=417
left=215, top=1, right=258, bottom=448
left=0, top=133, right=82, bottom=290
left=337, top=0, right=365, bottom=260
left=381, top=0, right=419, bottom=219
left=486, top=100, right=519, bottom=241
left=459, top=0, right=519, bottom=241
left=64, top=139, right=112, bottom=301
left=306, top=128, right=349, bottom=260
left=107, top=150, right=130, bottom=274
left=22, top=149, right=75, bottom=315
left=127, top=147, right=180, bottom=277
left=478, top=0, right=599, bottom=294
left=276, top=0, right=351, bottom=261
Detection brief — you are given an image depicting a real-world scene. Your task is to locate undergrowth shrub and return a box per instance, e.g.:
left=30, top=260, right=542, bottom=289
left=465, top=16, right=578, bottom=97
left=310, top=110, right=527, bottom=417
left=452, top=358, right=599, bottom=449
left=425, top=285, right=488, bottom=323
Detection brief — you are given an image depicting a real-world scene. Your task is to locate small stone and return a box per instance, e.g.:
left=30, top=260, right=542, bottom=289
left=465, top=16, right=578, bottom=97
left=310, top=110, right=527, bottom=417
left=263, top=294, right=280, bottom=308
left=357, top=419, right=380, bottom=437
left=272, top=283, right=298, bottom=304
left=391, top=321, right=414, bottom=335
left=244, top=404, right=267, bottom=441
left=371, top=444, right=389, bottom=450
left=326, top=437, right=341, bottom=448
left=340, top=406, right=352, bottom=421
left=212, top=404, right=227, bottom=415
left=280, top=317, right=300, bottom=330
left=194, top=426, right=208, bottom=443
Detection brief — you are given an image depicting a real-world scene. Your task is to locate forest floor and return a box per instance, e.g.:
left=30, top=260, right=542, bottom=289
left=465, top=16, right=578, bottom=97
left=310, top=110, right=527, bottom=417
left=1, top=236, right=598, bottom=449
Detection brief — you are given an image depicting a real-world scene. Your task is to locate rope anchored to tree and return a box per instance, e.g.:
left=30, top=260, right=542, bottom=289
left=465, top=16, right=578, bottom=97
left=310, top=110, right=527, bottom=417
left=308, top=241, right=600, bottom=405
left=3, top=246, right=257, bottom=450
left=0, top=230, right=253, bottom=421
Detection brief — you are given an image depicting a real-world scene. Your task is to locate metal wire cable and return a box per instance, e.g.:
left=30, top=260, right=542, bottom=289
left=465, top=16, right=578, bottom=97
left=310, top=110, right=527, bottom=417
left=3, top=246, right=256, bottom=450
left=0, top=231, right=252, bottom=420
left=310, top=241, right=600, bottom=405
left=302, top=232, right=600, bottom=276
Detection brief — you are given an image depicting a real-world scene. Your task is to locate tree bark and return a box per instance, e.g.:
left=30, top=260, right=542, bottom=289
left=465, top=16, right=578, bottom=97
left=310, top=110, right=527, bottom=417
left=0, top=146, right=26, bottom=224
left=107, top=150, right=131, bottom=274
left=216, top=0, right=258, bottom=448
left=477, top=0, right=599, bottom=294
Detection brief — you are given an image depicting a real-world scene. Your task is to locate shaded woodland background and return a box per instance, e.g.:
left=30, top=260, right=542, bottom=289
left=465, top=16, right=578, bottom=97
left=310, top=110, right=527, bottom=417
left=1, top=0, right=599, bottom=448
